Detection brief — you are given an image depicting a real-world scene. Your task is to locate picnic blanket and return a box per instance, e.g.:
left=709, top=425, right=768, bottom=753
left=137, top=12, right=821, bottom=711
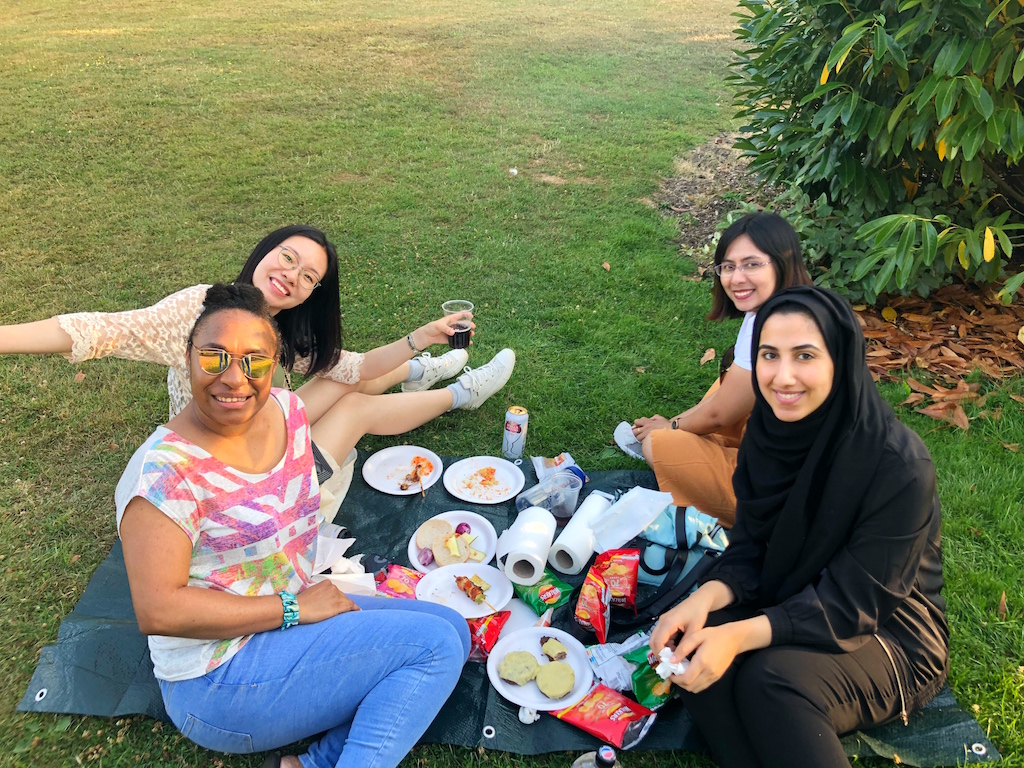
left=19, top=453, right=1001, bottom=766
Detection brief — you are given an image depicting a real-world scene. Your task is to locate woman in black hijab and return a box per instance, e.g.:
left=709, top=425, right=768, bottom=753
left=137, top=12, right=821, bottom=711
left=650, top=285, right=949, bottom=768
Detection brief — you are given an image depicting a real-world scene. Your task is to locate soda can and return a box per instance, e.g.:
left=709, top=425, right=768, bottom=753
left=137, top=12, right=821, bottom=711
left=502, top=406, right=529, bottom=460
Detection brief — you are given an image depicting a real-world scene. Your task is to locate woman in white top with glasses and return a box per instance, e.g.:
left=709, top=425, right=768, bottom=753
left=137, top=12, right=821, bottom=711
left=630, top=213, right=811, bottom=528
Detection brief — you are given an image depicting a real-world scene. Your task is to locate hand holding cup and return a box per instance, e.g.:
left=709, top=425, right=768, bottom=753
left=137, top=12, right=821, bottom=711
left=441, top=300, right=474, bottom=349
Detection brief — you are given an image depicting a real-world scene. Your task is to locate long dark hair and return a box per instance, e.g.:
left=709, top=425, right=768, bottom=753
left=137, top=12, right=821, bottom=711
left=235, top=225, right=342, bottom=375
left=707, top=212, right=812, bottom=321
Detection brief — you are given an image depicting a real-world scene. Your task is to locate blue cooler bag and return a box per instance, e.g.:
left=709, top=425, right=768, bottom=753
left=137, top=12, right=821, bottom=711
left=621, top=506, right=729, bottom=626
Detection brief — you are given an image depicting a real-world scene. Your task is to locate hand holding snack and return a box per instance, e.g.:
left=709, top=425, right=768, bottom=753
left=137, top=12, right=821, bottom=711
left=648, top=582, right=722, bottom=660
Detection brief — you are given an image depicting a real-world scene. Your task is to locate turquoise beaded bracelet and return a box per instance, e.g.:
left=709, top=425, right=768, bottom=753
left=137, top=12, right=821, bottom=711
left=279, top=591, right=299, bottom=629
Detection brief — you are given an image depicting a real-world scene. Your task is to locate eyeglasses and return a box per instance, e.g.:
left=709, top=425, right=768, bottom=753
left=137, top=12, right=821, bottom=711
left=191, top=346, right=276, bottom=380
left=713, top=260, right=771, bottom=277
left=278, top=247, right=322, bottom=291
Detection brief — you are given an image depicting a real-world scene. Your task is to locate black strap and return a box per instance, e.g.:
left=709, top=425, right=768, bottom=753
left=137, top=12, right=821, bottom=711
left=637, top=541, right=678, bottom=577
left=674, top=505, right=689, bottom=549
left=310, top=442, right=334, bottom=486
left=619, top=549, right=720, bottom=628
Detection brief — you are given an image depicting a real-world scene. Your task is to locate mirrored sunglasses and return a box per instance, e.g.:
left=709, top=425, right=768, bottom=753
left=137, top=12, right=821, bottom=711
left=193, top=347, right=276, bottom=380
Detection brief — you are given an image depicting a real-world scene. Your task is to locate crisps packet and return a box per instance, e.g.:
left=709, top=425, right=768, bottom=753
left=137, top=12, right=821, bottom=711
left=552, top=683, right=657, bottom=749
left=574, top=568, right=611, bottom=643
left=621, top=645, right=674, bottom=710
left=593, top=548, right=640, bottom=612
left=467, top=611, right=511, bottom=662
left=513, top=568, right=573, bottom=615
left=375, top=564, right=423, bottom=599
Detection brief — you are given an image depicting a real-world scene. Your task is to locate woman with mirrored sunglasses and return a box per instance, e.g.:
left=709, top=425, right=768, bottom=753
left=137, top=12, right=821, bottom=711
left=116, top=283, right=470, bottom=768
left=0, top=224, right=515, bottom=516
left=629, top=212, right=811, bottom=527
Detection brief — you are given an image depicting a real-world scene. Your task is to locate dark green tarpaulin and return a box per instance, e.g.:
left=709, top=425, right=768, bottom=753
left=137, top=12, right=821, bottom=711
left=19, top=454, right=1000, bottom=765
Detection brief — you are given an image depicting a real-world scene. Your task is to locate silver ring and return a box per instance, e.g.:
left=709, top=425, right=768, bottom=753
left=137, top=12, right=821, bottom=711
left=482, top=725, right=496, bottom=739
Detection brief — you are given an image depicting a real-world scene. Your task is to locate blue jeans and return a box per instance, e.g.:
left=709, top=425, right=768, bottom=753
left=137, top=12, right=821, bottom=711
left=159, top=596, right=470, bottom=768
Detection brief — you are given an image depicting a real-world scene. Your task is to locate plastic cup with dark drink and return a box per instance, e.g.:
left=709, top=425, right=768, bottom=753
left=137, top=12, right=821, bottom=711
left=442, top=299, right=474, bottom=349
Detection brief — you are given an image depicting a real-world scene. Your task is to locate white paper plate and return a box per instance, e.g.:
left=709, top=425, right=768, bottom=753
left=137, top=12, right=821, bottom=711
left=486, top=627, right=594, bottom=711
left=407, top=511, right=498, bottom=573
left=361, top=446, right=442, bottom=496
left=415, top=564, right=513, bottom=620
left=443, top=456, right=525, bottom=505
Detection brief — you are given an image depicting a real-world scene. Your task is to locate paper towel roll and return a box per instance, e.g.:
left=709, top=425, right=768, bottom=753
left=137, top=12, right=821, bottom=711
left=495, top=506, right=557, bottom=586
left=547, top=490, right=614, bottom=575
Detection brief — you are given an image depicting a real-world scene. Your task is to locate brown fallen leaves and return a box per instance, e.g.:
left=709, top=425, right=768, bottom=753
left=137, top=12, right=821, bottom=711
left=855, top=283, right=1024, bottom=433
left=699, top=348, right=716, bottom=366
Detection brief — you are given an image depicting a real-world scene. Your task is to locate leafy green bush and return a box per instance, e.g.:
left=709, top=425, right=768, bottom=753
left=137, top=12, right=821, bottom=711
left=730, top=0, right=1024, bottom=303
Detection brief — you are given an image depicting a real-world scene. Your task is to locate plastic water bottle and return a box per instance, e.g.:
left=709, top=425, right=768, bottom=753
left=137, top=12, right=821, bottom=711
left=570, top=744, right=621, bottom=768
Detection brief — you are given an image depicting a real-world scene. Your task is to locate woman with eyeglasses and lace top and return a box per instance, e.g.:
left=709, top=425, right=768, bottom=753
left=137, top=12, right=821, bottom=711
left=0, top=225, right=515, bottom=518
left=630, top=213, right=811, bottom=527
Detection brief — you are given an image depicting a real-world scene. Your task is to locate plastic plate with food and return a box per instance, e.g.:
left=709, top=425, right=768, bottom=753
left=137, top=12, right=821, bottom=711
left=407, top=511, right=499, bottom=573
left=443, top=456, right=525, bottom=505
left=361, top=446, right=442, bottom=496
left=486, top=626, right=594, bottom=711
left=414, top=564, right=513, bottom=620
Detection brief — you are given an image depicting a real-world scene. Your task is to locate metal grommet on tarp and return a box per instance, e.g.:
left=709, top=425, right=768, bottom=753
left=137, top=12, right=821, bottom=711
left=34, top=688, right=47, bottom=702
left=482, top=725, right=496, bottom=739
left=972, top=743, right=987, bottom=756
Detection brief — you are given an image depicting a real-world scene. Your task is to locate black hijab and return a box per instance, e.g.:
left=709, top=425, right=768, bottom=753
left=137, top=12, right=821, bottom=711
left=733, top=286, right=895, bottom=606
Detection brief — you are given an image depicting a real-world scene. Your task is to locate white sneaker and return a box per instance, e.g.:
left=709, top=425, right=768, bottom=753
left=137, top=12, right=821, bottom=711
left=401, top=349, right=469, bottom=392
left=455, top=348, right=516, bottom=410
left=614, top=421, right=645, bottom=460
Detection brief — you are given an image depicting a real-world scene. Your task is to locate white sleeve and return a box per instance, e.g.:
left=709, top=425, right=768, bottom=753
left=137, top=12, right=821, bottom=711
left=292, top=349, right=365, bottom=385
left=57, top=285, right=210, bottom=368
left=732, top=312, right=757, bottom=371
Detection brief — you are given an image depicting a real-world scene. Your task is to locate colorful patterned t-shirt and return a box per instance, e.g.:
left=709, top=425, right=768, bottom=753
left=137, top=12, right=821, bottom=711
left=115, top=389, right=320, bottom=682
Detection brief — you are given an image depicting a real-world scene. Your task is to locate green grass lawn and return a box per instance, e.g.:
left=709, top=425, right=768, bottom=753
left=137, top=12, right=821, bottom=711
left=1, top=0, right=1021, bottom=766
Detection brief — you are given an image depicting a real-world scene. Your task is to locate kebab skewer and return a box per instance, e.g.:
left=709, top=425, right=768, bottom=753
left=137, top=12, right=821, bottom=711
left=455, top=575, right=497, bottom=612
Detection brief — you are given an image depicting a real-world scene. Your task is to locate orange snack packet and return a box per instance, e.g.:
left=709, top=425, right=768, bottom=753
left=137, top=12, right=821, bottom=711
left=467, top=611, right=511, bottom=662
left=593, top=548, right=640, bottom=613
left=552, top=683, right=657, bottom=749
left=574, top=568, right=611, bottom=643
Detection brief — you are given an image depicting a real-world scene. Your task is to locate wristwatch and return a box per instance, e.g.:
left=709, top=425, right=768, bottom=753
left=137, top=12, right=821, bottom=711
left=670, top=419, right=678, bottom=430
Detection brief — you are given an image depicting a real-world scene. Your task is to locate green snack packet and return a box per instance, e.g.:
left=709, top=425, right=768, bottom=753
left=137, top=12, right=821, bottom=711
left=622, top=645, right=673, bottom=710
left=512, top=567, right=574, bottom=615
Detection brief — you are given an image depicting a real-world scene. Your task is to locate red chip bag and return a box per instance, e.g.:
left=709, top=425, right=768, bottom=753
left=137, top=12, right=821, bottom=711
left=552, top=683, right=657, bottom=749
left=574, top=568, right=611, bottom=643
left=375, top=564, right=423, bottom=599
left=593, top=548, right=640, bottom=612
left=466, top=611, right=511, bottom=662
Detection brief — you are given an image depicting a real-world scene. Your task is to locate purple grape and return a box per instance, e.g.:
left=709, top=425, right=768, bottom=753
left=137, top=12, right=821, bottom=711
left=455, top=522, right=472, bottom=535
left=418, top=548, right=435, bottom=566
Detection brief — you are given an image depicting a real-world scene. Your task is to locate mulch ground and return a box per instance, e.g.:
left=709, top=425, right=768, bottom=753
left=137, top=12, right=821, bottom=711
left=659, top=134, right=1024, bottom=432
